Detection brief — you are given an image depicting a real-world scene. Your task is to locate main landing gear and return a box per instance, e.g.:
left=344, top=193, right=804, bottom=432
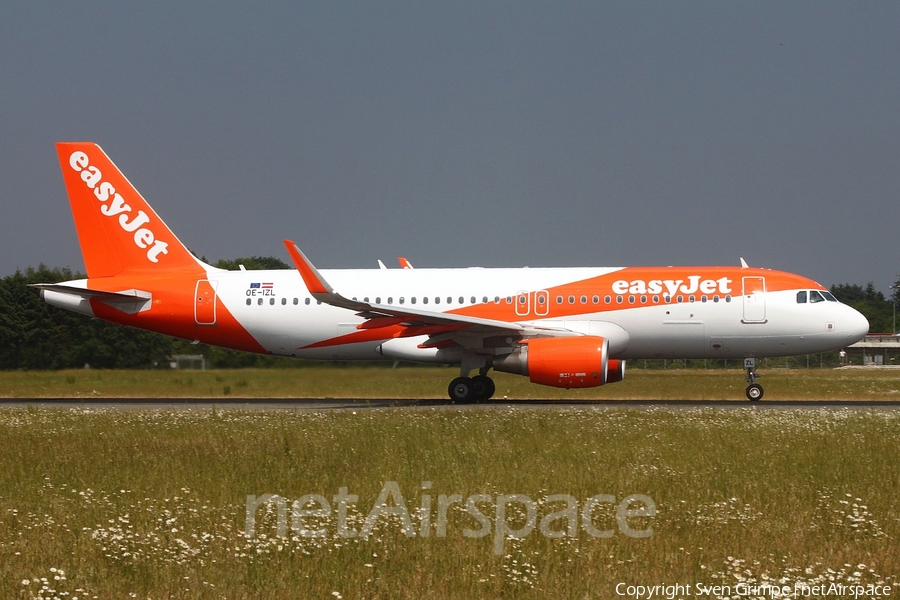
left=448, top=371, right=496, bottom=403
left=744, top=358, right=763, bottom=401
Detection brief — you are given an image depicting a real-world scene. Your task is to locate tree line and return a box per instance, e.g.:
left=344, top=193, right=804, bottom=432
left=0, top=258, right=293, bottom=370
left=830, top=282, right=899, bottom=334
left=1, top=260, right=897, bottom=370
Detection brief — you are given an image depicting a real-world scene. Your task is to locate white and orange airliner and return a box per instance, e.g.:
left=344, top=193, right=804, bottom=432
left=35, top=142, right=869, bottom=401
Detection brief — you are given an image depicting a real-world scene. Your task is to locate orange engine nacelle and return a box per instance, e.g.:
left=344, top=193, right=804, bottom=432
left=493, top=336, right=625, bottom=389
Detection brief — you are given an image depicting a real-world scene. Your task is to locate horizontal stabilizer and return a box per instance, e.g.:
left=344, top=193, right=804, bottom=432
left=30, top=283, right=152, bottom=314
left=30, top=283, right=150, bottom=301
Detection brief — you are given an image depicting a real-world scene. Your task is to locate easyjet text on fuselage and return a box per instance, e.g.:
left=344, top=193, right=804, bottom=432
left=611, top=276, right=732, bottom=296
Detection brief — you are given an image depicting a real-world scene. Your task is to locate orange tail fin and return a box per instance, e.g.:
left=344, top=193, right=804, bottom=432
left=56, top=142, right=203, bottom=278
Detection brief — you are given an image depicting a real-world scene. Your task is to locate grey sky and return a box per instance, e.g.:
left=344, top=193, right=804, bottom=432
left=2, top=3, right=898, bottom=293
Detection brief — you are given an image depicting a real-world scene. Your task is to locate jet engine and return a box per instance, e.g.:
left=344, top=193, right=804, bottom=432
left=493, top=336, right=625, bottom=389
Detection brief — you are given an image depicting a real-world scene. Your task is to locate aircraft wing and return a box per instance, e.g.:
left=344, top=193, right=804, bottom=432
left=282, top=240, right=576, bottom=340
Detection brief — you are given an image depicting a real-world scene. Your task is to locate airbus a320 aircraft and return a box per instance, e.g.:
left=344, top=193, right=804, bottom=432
left=35, top=143, right=869, bottom=401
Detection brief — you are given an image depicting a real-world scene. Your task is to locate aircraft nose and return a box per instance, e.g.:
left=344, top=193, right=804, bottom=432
left=843, top=305, right=869, bottom=342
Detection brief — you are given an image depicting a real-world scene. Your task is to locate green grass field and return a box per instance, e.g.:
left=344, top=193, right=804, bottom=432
left=1, top=365, right=899, bottom=400
left=1, top=368, right=898, bottom=598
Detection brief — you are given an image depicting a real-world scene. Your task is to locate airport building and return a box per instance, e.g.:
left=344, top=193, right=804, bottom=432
left=849, top=334, right=900, bottom=366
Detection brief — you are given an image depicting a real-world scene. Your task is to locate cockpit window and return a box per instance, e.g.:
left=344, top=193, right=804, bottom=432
left=796, top=291, right=807, bottom=304
left=822, top=291, right=837, bottom=302
left=809, top=290, right=826, bottom=303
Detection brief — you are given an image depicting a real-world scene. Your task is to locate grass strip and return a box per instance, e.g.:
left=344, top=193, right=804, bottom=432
left=0, top=406, right=897, bottom=598
left=1, top=366, right=899, bottom=400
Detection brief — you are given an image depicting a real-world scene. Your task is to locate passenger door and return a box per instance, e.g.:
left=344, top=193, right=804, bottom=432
left=741, top=276, right=767, bottom=323
left=194, top=280, right=218, bottom=326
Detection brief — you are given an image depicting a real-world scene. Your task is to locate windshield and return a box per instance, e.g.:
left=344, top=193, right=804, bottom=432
left=797, top=290, right=839, bottom=304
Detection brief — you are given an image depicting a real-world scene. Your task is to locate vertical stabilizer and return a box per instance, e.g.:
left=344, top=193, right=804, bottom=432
left=56, top=142, right=203, bottom=278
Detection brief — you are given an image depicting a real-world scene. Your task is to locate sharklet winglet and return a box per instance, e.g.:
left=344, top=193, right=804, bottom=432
left=282, top=240, right=369, bottom=313
left=282, top=240, right=333, bottom=295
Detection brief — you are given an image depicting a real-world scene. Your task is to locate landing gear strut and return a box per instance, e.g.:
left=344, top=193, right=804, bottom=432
left=744, top=358, right=763, bottom=401
left=448, top=368, right=496, bottom=403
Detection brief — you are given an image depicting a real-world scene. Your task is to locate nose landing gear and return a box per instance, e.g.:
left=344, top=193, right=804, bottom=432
left=744, top=358, right=763, bottom=401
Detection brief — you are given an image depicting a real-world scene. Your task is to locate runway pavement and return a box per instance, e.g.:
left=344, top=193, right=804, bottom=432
left=1, top=398, right=899, bottom=410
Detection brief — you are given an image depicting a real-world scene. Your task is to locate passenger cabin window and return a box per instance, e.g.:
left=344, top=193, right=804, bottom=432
left=797, top=291, right=807, bottom=303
